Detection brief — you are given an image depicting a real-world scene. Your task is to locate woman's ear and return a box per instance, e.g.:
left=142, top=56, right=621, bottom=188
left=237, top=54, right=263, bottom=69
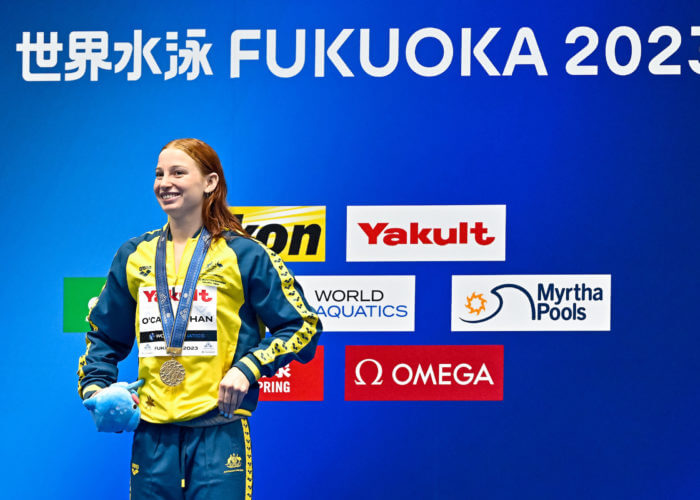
left=205, top=172, right=219, bottom=195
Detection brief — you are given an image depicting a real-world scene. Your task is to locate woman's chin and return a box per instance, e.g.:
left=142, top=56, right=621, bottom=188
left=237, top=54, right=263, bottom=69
left=160, top=205, right=181, bottom=218
left=161, top=204, right=202, bottom=221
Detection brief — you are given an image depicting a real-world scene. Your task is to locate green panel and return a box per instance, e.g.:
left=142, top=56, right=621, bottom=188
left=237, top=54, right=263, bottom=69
left=63, top=277, right=107, bottom=333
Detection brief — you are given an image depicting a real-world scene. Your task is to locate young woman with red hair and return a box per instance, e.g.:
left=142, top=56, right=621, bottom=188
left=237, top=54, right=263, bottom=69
left=78, top=138, right=322, bottom=499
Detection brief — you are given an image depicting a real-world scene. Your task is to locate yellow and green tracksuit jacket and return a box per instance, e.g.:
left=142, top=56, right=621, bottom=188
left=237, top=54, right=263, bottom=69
left=77, top=226, right=321, bottom=423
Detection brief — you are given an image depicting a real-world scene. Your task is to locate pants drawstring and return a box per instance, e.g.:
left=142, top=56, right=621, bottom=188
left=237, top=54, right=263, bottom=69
left=179, top=426, right=186, bottom=489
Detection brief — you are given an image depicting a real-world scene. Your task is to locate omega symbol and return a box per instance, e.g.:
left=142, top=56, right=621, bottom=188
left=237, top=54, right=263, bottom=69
left=354, top=358, right=383, bottom=386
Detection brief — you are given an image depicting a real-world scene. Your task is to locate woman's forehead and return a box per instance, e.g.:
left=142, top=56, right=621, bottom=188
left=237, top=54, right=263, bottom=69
left=157, top=147, right=196, bottom=168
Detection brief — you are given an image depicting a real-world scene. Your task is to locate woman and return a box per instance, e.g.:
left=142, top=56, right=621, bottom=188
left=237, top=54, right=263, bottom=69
left=77, top=138, right=322, bottom=499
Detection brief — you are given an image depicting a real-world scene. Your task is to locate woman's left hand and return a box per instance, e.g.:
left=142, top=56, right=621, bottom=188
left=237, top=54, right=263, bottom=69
left=219, top=367, right=250, bottom=418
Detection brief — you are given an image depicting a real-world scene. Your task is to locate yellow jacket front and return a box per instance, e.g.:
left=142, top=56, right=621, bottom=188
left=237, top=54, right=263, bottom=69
left=77, top=227, right=322, bottom=422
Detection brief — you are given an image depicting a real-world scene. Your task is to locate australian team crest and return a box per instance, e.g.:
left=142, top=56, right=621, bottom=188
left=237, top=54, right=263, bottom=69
left=225, top=453, right=242, bottom=471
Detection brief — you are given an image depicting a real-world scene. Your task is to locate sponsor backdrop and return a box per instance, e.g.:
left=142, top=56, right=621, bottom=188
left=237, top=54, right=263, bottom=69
left=1, top=1, right=698, bottom=499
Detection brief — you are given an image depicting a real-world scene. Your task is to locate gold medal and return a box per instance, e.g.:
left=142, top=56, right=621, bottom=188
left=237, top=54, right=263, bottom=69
left=160, top=358, right=186, bottom=386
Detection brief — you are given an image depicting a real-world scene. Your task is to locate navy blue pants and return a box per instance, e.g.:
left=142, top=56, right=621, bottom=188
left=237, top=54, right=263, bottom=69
left=130, top=419, right=252, bottom=500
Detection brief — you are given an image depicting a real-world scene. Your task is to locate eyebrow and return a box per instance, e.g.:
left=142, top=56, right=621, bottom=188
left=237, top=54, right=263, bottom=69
left=155, top=164, right=190, bottom=170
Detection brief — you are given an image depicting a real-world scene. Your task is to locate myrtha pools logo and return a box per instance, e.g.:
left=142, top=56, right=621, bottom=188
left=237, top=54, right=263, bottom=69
left=451, top=275, right=611, bottom=332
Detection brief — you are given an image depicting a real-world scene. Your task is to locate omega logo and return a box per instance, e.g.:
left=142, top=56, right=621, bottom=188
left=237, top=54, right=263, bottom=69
left=354, top=358, right=384, bottom=385
left=354, top=359, right=494, bottom=386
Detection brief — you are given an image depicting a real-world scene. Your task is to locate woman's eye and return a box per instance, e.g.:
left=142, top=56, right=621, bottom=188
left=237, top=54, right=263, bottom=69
left=155, top=172, right=163, bottom=178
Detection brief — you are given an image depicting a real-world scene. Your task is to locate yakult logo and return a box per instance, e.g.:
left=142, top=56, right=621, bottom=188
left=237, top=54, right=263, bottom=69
left=347, top=205, right=505, bottom=262
left=345, top=345, right=503, bottom=401
left=142, top=287, right=213, bottom=303
left=359, top=222, right=494, bottom=246
left=451, top=275, right=611, bottom=332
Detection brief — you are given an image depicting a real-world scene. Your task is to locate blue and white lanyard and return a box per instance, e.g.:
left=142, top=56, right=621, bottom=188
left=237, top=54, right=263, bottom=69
left=155, top=225, right=212, bottom=355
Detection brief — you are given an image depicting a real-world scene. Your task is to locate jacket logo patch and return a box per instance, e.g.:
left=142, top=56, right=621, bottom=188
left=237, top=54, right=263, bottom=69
left=138, top=285, right=218, bottom=358
left=224, top=453, right=243, bottom=473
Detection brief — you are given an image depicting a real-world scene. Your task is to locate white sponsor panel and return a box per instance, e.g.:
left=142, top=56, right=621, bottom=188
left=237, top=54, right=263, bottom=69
left=298, top=275, right=415, bottom=331
left=346, top=205, right=505, bottom=262
left=138, top=285, right=218, bottom=356
left=451, top=275, right=611, bottom=331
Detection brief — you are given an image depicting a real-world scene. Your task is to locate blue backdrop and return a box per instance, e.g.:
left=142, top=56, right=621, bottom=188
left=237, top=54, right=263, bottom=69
left=1, top=1, right=698, bottom=498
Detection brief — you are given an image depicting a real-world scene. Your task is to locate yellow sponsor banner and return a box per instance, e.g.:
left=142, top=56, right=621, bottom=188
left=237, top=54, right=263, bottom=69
left=230, top=206, right=326, bottom=262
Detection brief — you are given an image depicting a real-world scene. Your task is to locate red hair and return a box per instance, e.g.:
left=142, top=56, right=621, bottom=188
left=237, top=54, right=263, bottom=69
left=161, top=138, right=248, bottom=241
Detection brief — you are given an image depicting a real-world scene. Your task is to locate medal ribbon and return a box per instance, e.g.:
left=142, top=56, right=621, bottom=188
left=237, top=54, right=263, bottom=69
left=155, top=225, right=212, bottom=354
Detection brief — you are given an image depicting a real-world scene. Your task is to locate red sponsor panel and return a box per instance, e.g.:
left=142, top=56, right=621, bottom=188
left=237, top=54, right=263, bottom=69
left=345, top=345, right=503, bottom=401
left=258, top=346, right=324, bottom=401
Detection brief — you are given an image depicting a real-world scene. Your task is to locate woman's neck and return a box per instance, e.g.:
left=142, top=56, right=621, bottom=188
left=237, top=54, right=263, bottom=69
left=169, top=212, right=203, bottom=244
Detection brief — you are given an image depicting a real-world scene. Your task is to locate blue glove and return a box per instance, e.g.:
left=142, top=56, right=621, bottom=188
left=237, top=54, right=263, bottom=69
left=83, top=380, right=145, bottom=433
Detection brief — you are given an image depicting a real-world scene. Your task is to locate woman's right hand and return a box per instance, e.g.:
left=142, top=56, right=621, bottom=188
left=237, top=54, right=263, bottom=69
left=86, top=388, right=103, bottom=399
left=218, top=367, right=250, bottom=418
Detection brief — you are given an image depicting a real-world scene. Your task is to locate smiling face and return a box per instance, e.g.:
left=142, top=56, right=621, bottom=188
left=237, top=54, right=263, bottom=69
left=154, top=147, right=218, bottom=222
